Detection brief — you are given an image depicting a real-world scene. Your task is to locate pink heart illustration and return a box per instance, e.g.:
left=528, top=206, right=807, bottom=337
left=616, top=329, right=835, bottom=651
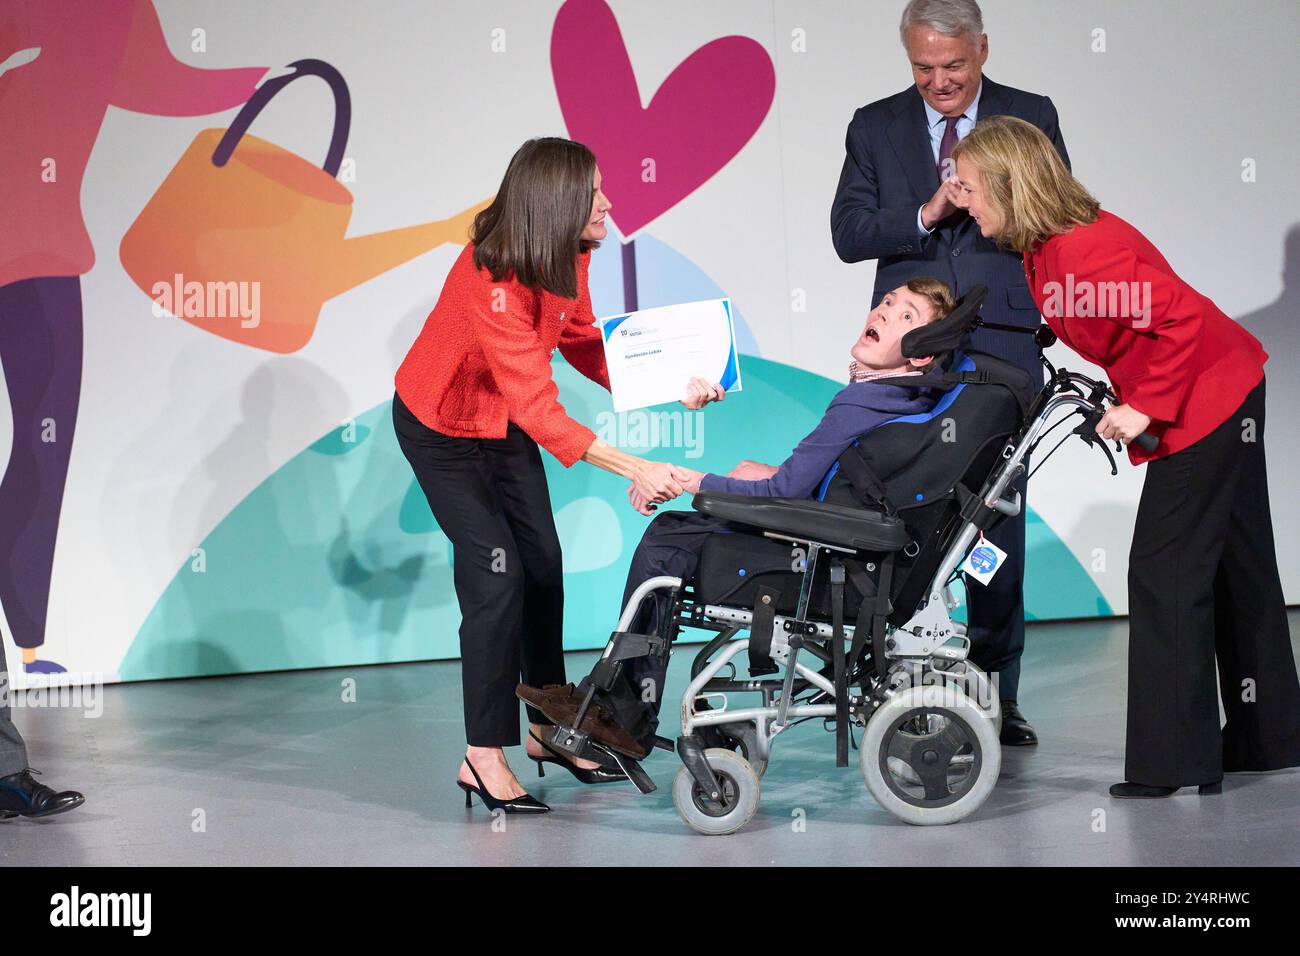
left=551, top=0, right=775, bottom=239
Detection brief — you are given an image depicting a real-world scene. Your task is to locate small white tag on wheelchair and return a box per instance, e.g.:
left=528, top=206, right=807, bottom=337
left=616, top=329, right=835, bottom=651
left=961, top=538, right=1008, bottom=586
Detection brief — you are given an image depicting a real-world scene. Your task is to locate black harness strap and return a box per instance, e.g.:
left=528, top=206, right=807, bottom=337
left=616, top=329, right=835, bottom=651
left=841, top=558, right=874, bottom=665
left=940, top=369, right=991, bottom=386
left=829, top=560, right=849, bottom=767
left=957, top=483, right=1002, bottom=531
left=871, top=555, right=895, bottom=680
left=835, top=444, right=897, bottom=516
left=748, top=584, right=781, bottom=676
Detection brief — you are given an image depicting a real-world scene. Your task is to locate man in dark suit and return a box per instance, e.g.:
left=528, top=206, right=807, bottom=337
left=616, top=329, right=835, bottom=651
left=0, top=640, right=85, bottom=818
left=831, top=0, right=1070, bottom=744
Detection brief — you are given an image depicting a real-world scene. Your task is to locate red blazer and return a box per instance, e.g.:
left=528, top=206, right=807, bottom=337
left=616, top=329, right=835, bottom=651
left=1024, top=210, right=1266, bottom=464
left=395, top=244, right=610, bottom=467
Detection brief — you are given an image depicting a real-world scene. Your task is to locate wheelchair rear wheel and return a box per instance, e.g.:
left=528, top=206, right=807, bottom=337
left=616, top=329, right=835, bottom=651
left=673, top=748, right=761, bottom=836
left=860, top=684, right=1000, bottom=826
left=931, top=660, right=1002, bottom=737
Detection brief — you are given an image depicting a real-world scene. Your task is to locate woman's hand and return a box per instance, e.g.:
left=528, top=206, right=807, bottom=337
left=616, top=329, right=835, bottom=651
left=1096, top=403, right=1152, bottom=445
left=631, top=459, right=683, bottom=503
left=671, top=465, right=705, bottom=495
left=626, top=484, right=657, bottom=515
left=681, top=377, right=726, bottom=410
left=727, top=459, right=778, bottom=481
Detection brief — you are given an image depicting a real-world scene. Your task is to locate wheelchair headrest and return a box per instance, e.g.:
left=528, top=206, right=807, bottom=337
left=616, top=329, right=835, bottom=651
left=900, top=285, right=987, bottom=359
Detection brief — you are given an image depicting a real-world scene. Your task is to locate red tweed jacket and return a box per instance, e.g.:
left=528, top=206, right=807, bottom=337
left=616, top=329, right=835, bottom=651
left=1025, top=211, right=1266, bottom=464
left=395, top=244, right=610, bottom=467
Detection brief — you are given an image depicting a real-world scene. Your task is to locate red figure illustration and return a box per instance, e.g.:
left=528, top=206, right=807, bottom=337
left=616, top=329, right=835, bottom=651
left=0, top=0, right=267, bottom=673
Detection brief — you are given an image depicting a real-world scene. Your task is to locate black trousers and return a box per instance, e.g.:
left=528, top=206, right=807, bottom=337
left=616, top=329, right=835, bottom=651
left=586, top=510, right=724, bottom=743
left=965, top=463, right=1028, bottom=702
left=392, top=392, right=566, bottom=747
left=1127, top=378, right=1300, bottom=786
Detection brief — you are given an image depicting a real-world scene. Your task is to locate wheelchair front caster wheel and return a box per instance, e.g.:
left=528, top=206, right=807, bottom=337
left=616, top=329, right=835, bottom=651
left=701, top=721, right=767, bottom=778
left=673, top=748, right=760, bottom=836
left=861, top=684, right=1000, bottom=826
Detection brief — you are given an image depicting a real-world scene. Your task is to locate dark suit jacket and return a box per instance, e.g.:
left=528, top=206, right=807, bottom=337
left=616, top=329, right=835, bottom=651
left=830, top=76, right=1069, bottom=379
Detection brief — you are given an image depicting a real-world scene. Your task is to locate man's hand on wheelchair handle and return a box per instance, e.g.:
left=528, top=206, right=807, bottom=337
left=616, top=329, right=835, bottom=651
left=681, top=377, right=726, bottom=410
left=1096, top=403, right=1152, bottom=445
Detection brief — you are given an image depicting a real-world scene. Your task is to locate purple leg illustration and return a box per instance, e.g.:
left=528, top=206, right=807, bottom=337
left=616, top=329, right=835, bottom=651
left=0, top=276, right=82, bottom=674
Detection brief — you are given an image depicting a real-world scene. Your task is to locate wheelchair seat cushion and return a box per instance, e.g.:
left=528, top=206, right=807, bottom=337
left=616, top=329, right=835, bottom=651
left=694, top=528, right=876, bottom=619
left=691, top=492, right=907, bottom=552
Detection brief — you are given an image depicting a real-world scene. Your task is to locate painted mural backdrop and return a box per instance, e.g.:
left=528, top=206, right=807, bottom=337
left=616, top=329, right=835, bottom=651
left=2, top=0, right=1294, bottom=687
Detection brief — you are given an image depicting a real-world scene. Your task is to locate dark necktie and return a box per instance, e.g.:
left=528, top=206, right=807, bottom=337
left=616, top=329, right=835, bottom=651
left=937, top=115, right=960, bottom=180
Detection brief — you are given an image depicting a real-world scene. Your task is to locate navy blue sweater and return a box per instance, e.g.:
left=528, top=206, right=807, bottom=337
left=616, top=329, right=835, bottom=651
left=698, top=381, right=939, bottom=499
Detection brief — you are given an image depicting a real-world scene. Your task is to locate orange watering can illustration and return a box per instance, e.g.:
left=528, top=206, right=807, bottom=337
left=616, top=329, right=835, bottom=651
left=120, top=59, right=487, bottom=353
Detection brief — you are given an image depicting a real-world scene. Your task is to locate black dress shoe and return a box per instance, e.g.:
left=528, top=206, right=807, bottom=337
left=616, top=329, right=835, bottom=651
left=456, top=757, right=550, bottom=814
left=1110, top=780, right=1222, bottom=798
left=999, top=701, right=1038, bottom=746
left=527, top=731, right=627, bottom=784
left=0, top=768, right=85, bottom=819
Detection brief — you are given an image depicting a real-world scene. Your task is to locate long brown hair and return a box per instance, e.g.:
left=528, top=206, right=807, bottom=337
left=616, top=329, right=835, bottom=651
left=471, top=137, right=599, bottom=299
left=950, top=115, right=1099, bottom=252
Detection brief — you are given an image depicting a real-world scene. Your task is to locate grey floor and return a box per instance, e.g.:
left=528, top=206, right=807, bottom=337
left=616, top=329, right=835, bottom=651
left=4, top=612, right=1299, bottom=866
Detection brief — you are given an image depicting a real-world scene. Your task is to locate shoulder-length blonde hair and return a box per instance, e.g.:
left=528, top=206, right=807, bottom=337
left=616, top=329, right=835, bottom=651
left=950, top=115, right=1099, bottom=252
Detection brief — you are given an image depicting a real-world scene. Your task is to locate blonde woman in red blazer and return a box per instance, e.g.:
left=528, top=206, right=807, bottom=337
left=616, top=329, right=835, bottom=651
left=394, top=138, right=723, bottom=813
left=949, top=116, right=1300, bottom=798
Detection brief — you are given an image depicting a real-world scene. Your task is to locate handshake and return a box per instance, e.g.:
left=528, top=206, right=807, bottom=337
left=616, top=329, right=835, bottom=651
left=613, top=377, right=777, bottom=516
left=625, top=459, right=778, bottom=516
left=621, top=377, right=722, bottom=516
left=625, top=462, right=704, bottom=515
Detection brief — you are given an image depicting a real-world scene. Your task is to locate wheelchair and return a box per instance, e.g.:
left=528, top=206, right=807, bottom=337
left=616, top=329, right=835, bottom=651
left=540, top=286, right=1156, bottom=835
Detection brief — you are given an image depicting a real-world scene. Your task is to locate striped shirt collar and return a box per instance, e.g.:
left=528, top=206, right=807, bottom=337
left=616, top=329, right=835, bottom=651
left=848, top=362, right=924, bottom=384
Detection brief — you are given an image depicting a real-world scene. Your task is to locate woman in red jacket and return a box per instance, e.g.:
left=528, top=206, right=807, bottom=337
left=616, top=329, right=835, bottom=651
left=394, top=138, right=722, bottom=813
left=949, top=116, right=1300, bottom=798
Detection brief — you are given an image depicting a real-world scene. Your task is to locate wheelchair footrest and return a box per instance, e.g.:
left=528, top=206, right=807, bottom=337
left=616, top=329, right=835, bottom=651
left=544, top=725, right=657, bottom=794
left=593, top=743, right=657, bottom=794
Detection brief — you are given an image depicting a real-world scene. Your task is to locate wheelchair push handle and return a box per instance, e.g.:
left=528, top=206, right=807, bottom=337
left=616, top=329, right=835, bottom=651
left=1132, top=431, right=1159, bottom=453
left=1072, top=406, right=1157, bottom=471
left=1048, top=365, right=1158, bottom=454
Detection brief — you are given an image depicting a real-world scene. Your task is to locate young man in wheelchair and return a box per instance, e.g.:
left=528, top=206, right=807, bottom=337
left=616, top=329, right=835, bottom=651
left=517, top=277, right=959, bottom=759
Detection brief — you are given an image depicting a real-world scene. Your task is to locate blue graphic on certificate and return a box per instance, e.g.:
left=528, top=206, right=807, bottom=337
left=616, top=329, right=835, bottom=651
left=598, top=298, right=743, bottom=412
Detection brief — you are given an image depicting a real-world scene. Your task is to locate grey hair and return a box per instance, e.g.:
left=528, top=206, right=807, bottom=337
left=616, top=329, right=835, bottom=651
left=899, top=0, right=984, bottom=44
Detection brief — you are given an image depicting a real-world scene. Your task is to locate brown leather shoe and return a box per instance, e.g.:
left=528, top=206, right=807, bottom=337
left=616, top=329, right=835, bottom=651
left=516, top=683, right=649, bottom=759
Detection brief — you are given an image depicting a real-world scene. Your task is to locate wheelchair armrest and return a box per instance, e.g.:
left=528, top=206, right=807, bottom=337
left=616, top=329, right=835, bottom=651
left=691, top=492, right=907, bottom=553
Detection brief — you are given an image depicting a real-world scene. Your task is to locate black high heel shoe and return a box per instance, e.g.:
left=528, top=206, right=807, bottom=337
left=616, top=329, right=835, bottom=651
left=527, top=731, right=628, bottom=784
left=1109, top=780, right=1222, bottom=798
left=456, top=757, right=550, bottom=813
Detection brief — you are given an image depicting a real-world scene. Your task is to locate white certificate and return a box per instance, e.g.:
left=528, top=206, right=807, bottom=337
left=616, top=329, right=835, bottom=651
left=598, top=298, right=743, bottom=413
